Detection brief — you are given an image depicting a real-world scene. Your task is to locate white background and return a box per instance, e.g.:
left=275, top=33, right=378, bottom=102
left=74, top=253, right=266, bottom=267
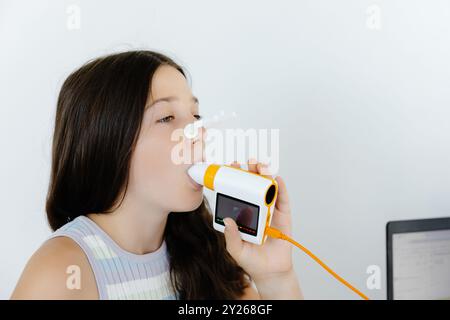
left=1, top=0, right=449, bottom=299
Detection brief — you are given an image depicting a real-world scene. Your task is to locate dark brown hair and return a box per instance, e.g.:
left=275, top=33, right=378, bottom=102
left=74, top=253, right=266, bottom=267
left=46, top=50, right=250, bottom=299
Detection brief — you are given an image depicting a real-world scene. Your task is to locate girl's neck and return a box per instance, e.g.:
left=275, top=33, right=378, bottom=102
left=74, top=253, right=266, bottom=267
left=87, top=195, right=169, bottom=255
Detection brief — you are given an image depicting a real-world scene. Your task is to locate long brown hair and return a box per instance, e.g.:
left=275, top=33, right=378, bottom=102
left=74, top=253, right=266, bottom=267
left=46, top=50, right=250, bottom=299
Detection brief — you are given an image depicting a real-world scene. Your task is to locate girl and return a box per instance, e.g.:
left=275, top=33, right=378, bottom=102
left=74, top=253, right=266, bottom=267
left=11, top=51, right=302, bottom=300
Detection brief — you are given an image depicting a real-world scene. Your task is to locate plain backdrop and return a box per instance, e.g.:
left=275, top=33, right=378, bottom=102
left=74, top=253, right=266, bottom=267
left=1, top=0, right=449, bottom=299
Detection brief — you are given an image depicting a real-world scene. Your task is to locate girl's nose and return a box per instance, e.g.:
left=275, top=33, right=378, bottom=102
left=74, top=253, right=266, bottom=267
left=188, top=123, right=206, bottom=163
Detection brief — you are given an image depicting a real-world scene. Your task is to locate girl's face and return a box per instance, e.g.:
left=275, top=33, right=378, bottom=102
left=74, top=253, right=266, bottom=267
left=127, top=65, right=206, bottom=213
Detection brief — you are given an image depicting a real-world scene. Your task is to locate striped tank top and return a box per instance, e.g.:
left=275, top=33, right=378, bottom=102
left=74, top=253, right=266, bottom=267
left=48, top=215, right=178, bottom=300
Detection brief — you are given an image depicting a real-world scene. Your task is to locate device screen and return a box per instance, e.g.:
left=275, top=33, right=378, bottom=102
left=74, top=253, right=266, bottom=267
left=215, top=193, right=259, bottom=236
left=393, top=229, right=450, bottom=299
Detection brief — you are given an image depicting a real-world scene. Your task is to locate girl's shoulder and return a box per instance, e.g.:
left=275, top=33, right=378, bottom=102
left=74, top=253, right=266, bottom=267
left=10, top=236, right=98, bottom=299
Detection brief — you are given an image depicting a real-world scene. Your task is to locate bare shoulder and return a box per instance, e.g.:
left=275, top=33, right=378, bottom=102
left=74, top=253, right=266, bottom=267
left=11, top=236, right=98, bottom=300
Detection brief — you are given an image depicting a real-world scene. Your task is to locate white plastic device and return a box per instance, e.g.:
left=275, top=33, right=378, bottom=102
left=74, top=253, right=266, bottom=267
left=188, top=163, right=278, bottom=245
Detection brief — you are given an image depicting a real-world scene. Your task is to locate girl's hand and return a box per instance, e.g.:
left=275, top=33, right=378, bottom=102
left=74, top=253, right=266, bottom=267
left=223, top=159, right=295, bottom=283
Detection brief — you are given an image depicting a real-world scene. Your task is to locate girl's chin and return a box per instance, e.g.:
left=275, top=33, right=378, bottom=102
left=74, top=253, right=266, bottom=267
left=172, top=193, right=203, bottom=212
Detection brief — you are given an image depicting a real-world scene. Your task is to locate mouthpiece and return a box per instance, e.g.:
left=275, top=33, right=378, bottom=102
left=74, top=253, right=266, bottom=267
left=187, top=163, right=209, bottom=186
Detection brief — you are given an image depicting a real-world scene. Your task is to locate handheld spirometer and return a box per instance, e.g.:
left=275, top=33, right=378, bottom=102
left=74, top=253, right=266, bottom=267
left=184, top=116, right=370, bottom=300
left=188, top=163, right=278, bottom=245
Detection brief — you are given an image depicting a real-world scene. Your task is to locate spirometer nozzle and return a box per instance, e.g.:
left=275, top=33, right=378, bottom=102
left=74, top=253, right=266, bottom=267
left=187, top=163, right=209, bottom=186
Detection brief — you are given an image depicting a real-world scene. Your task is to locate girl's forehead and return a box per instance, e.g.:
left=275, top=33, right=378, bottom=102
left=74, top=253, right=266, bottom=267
left=149, top=65, right=189, bottom=98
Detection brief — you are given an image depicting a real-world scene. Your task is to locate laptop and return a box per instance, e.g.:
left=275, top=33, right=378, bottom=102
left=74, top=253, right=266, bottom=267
left=387, top=217, right=450, bottom=300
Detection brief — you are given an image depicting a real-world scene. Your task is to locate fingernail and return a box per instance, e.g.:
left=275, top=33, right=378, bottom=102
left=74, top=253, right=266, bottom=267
left=223, top=218, right=230, bottom=228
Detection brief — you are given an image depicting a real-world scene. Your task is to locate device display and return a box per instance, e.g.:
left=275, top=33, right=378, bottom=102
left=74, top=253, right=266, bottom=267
left=215, top=193, right=259, bottom=236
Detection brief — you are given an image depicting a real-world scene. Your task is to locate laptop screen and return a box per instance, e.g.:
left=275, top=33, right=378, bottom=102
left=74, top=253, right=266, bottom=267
left=392, top=229, right=450, bottom=300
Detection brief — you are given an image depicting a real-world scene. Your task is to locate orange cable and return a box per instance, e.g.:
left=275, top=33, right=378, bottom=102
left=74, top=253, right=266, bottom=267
left=265, top=226, right=370, bottom=300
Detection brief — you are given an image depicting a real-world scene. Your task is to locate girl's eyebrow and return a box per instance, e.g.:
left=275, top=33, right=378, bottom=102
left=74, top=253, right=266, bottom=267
left=149, top=95, right=199, bottom=108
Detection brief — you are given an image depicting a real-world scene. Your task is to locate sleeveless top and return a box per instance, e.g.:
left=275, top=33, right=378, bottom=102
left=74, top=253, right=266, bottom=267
left=47, top=215, right=178, bottom=300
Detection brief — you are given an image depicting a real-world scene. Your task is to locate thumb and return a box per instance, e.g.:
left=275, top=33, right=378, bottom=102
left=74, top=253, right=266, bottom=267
left=223, top=218, right=243, bottom=262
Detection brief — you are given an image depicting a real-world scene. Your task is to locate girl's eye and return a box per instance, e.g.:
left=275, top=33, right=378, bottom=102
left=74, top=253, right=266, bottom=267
left=156, top=114, right=201, bottom=123
left=157, top=115, right=174, bottom=123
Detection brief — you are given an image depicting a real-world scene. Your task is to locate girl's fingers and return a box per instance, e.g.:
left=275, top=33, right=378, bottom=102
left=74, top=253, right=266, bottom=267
left=247, top=158, right=258, bottom=173
left=248, top=159, right=272, bottom=178
left=256, top=163, right=273, bottom=178
left=274, top=176, right=290, bottom=214
left=223, top=218, right=244, bottom=263
left=231, top=159, right=272, bottom=179
left=269, top=175, right=293, bottom=235
left=230, top=161, right=241, bottom=169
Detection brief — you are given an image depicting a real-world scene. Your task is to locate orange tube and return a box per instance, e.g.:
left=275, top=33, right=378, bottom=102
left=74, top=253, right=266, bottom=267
left=265, top=226, right=370, bottom=300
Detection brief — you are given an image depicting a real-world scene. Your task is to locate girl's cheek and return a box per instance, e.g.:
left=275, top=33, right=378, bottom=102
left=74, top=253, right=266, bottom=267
left=140, top=125, right=188, bottom=166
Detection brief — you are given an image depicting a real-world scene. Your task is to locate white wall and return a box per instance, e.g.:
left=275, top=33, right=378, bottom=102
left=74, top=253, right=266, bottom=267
left=1, top=0, right=449, bottom=299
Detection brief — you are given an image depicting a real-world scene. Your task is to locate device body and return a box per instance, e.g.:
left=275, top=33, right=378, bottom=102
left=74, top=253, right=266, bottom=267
left=188, top=163, right=278, bottom=245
